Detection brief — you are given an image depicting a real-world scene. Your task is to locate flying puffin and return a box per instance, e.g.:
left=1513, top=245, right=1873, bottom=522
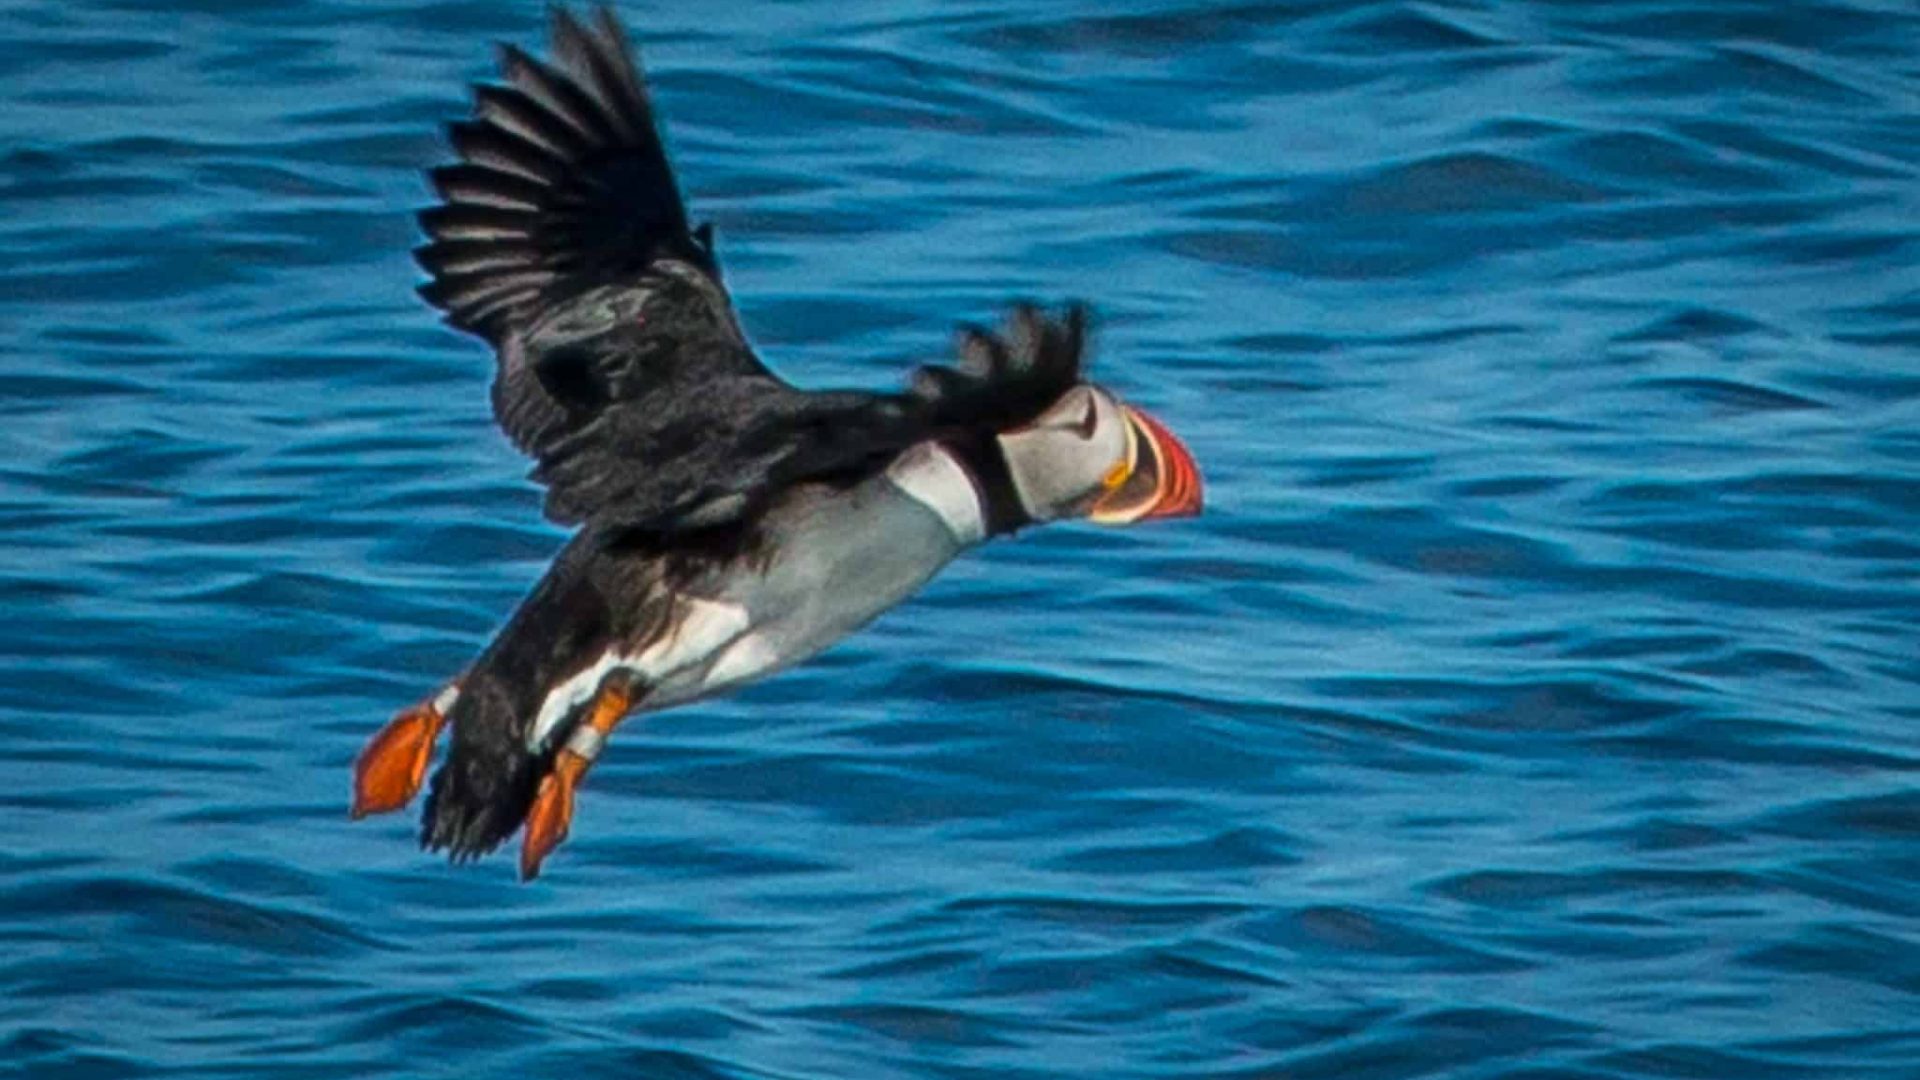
left=350, top=5, right=1203, bottom=880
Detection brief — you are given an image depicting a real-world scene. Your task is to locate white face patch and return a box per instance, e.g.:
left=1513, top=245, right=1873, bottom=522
left=526, top=595, right=750, bottom=752
left=885, top=442, right=987, bottom=545
left=996, top=385, right=1131, bottom=522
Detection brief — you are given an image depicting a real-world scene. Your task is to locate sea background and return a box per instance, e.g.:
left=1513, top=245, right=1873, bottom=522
left=2, top=0, right=1916, bottom=1077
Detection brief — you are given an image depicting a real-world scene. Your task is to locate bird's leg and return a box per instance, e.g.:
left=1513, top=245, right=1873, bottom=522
left=521, top=675, right=633, bottom=881
left=352, top=682, right=460, bottom=819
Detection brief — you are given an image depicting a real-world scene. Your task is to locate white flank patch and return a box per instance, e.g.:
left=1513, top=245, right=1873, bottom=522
left=702, top=631, right=782, bottom=690
left=526, top=650, right=625, bottom=753
left=432, top=683, right=461, bottom=716
left=526, top=596, right=750, bottom=752
left=886, top=442, right=986, bottom=544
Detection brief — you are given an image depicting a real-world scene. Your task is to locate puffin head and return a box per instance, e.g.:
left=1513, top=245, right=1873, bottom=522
left=995, top=383, right=1203, bottom=525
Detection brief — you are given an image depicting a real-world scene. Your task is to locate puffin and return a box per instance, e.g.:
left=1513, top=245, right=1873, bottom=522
left=350, top=5, right=1204, bottom=880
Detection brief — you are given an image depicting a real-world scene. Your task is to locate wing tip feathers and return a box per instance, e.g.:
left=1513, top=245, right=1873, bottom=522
left=416, top=5, right=687, bottom=347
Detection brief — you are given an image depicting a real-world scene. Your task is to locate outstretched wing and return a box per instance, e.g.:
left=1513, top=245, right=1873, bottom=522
left=416, top=7, right=728, bottom=448
left=415, top=6, right=1085, bottom=536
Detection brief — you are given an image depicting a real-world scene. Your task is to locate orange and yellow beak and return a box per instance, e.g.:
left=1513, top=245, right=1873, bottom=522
left=1088, top=406, right=1204, bottom=525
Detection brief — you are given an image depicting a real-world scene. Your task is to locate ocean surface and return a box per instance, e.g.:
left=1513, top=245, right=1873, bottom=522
left=3, top=0, right=1917, bottom=1076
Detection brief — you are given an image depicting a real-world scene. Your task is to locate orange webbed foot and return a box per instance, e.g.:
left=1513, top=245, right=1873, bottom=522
left=351, top=694, right=450, bottom=819
left=520, top=751, right=588, bottom=882
left=520, top=679, right=630, bottom=881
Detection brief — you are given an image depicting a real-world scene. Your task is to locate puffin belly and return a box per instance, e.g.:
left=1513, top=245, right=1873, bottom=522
left=676, top=455, right=980, bottom=702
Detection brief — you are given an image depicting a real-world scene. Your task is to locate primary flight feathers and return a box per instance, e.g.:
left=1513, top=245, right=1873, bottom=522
left=414, top=6, right=1083, bottom=538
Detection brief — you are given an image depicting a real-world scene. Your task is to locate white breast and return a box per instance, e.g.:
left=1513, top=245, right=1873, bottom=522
left=885, top=442, right=986, bottom=544
left=527, top=440, right=986, bottom=748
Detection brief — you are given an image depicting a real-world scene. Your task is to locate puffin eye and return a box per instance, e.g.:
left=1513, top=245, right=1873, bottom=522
left=1065, top=397, right=1096, bottom=439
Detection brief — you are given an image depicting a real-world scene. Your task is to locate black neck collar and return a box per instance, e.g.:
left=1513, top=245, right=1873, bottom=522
left=941, top=432, right=1030, bottom=537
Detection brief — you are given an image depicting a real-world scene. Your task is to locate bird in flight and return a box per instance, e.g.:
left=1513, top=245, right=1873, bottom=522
left=351, top=6, right=1203, bottom=880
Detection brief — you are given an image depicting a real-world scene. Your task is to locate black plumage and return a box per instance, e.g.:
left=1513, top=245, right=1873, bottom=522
left=413, top=5, right=1083, bottom=539
left=409, top=6, right=1092, bottom=859
left=421, top=533, right=673, bottom=858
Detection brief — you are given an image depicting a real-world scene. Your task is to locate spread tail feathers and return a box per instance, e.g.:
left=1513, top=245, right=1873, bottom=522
left=420, top=675, right=548, bottom=859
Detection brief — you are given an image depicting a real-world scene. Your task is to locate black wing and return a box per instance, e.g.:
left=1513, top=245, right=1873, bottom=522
left=415, top=7, right=1084, bottom=535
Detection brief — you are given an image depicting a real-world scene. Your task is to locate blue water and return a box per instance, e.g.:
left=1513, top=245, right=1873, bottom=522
left=4, top=0, right=1918, bottom=1076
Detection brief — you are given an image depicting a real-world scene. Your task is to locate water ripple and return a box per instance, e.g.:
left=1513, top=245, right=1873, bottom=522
left=4, top=0, right=1917, bottom=1076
